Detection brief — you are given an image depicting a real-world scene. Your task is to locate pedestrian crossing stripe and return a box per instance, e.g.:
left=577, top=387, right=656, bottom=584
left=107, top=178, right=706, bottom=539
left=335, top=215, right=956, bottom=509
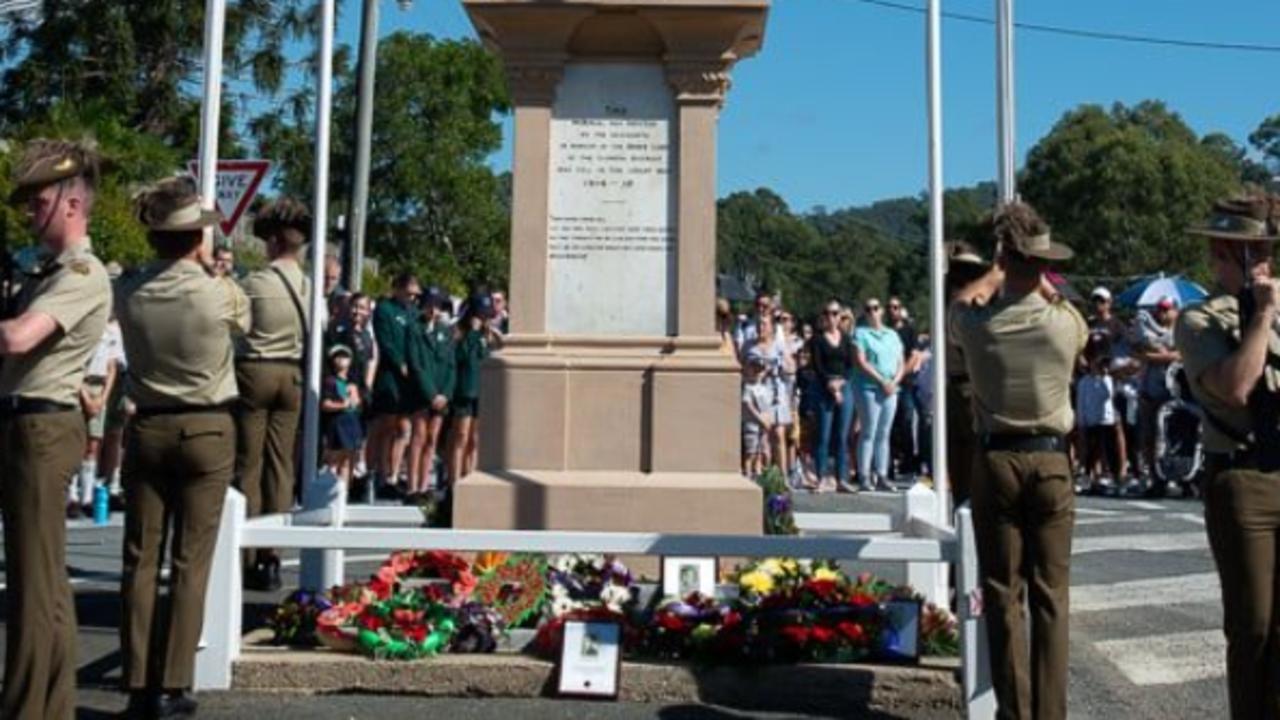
left=1072, top=572, right=1220, bottom=613
left=1093, top=630, right=1225, bottom=686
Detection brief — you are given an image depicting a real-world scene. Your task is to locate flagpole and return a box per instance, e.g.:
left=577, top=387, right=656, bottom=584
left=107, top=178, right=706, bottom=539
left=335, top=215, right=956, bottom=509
left=304, top=0, right=335, bottom=496
left=926, top=0, right=948, bottom=525
left=196, top=0, right=227, bottom=252
left=996, top=0, right=1016, bottom=203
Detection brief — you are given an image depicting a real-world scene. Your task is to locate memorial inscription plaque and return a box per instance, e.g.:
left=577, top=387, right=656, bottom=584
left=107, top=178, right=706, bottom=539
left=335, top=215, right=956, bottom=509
left=546, top=63, right=677, bottom=336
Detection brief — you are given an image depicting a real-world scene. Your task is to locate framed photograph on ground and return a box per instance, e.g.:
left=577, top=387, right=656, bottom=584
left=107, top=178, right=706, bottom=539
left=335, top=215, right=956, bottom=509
left=661, top=557, right=717, bottom=599
left=556, top=620, right=622, bottom=699
left=881, top=598, right=923, bottom=662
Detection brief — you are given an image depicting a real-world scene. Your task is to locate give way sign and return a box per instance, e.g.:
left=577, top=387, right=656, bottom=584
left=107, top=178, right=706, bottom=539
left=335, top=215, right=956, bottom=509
left=186, top=159, right=272, bottom=236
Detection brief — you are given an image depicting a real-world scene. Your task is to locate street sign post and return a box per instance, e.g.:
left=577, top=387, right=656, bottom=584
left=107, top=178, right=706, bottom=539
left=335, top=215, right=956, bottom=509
left=186, top=159, right=272, bottom=237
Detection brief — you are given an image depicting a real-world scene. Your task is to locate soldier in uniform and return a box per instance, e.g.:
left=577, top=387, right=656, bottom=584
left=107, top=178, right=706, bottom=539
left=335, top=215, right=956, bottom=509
left=943, top=240, right=990, bottom=508
left=115, top=178, right=250, bottom=718
left=1175, top=191, right=1280, bottom=719
left=235, top=198, right=311, bottom=590
left=0, top=139, right=111, bottom=720
left=950, top=202, right=1087, bottom=720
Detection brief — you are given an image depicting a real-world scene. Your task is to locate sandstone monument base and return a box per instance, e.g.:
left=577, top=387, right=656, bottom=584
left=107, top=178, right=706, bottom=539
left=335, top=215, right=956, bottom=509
left=454, top=1, right=771, bottom=557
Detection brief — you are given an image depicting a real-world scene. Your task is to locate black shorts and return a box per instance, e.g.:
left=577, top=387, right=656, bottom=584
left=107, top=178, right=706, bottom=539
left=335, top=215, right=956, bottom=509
left=452, top=398, right=480, bottom=418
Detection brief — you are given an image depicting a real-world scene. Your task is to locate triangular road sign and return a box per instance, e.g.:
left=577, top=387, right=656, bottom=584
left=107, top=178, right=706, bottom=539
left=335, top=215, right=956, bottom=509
left=187, top=160, right=272, bottom=237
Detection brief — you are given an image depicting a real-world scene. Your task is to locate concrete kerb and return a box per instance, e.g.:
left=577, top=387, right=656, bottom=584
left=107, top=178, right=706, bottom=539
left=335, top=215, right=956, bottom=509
left=195, top=485, right=995, bottom=718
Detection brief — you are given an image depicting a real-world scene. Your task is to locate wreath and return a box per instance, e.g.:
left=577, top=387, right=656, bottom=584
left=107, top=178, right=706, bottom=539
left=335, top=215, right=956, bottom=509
left=471, top=554, right=549, bottom=628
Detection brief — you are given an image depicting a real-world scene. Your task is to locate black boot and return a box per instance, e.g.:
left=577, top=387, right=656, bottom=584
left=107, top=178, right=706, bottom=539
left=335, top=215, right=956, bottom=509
left=155, top=689, right=198, bottom=719
left=120, top=689, right=158, bottom=719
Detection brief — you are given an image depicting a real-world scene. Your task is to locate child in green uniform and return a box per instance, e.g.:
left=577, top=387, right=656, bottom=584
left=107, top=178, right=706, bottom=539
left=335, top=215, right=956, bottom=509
left=448, top=294, right=503, bottom=487
left=406, top=287, right=457, bottom=500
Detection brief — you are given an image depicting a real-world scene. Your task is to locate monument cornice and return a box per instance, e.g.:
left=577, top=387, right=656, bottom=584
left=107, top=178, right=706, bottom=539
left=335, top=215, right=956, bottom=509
left=665, top=64, right=733, bottom=105
left=504, top=62, right=566, bottom=106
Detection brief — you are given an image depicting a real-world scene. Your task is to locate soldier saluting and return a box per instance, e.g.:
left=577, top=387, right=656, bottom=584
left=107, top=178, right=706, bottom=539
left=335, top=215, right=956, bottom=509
left=0, top=139, right=111, bottom=720
left=235, top=198, right=311, bottom=591
left=950, top=202, right=1087, bottom=720
left=115, top=177, right=250, bottom=718
left=1176, top=191, right=1280, bottom=719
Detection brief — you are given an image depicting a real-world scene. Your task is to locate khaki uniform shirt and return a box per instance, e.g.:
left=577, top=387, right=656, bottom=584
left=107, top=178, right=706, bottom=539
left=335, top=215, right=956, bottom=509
left=116, top=259, right=250, bottom=409
left=950, top=290, right=1088, bottom=436
left=0, top=241, right=110, bottom=405
left=1174, top=293, right=1280, bottom=454
left=238, top=260, right=310, bottom=360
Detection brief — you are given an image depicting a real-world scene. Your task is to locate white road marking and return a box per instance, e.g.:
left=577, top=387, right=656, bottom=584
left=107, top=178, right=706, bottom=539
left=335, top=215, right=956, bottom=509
left=1174, top=512, right=1207, bottom=526
left=279, top=554, right=390, bottom=569
left=1127, top=500, right=1168, bottom=512
left=1072, top=532, right=1207, bottom=555
left=1075, top=514, right=1149, bottom=527
left=1076, top=507, right=1126, bottom=517
left=1072, top=573, right=1220, bottom=613
left=1094, top=630, right=1225, bottom=686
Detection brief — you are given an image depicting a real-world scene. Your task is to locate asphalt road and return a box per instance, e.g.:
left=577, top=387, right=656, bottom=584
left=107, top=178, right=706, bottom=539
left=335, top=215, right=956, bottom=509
left=0, top=490, right=1225, bottom=719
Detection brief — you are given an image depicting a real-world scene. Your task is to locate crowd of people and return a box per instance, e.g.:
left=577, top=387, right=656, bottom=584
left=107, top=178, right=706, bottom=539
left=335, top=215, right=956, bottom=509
left=725, top=291, right=932, bottom=494
left=729, top=273, right=1191, bottom=500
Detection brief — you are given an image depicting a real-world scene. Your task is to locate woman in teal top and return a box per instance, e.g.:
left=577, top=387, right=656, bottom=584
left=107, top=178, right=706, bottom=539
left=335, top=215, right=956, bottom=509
left=447, top=294, right=503, bottom=488
left=852, top=298, right=905, bottom=491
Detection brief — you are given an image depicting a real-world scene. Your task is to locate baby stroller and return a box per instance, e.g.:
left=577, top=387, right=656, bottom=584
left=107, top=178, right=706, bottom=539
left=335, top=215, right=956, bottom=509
left=1152, top=362, right=1204, bottom=498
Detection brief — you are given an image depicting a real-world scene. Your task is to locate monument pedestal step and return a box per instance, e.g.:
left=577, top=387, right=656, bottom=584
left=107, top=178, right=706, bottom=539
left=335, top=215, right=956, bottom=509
left=233, top=630, right=962, bottom=716
left=453, top=470, right=763, bottom=576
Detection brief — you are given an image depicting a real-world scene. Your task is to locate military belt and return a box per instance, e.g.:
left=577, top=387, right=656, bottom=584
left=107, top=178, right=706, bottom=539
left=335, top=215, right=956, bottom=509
left=134, top=401, right=235, bottom=418
left=0, top=396, right=77, bottom=416
left=982, top=433, right=1067, bottom=454
left=237, top=357, right=303, bottom=365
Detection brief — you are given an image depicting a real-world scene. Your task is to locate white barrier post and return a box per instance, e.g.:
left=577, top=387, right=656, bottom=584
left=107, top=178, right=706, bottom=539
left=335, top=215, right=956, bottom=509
left=300, top=467, right=346, bottom=591
left=956, top=504, right=995, bottom=719
left=194, top=488, right=246, bottom=691
left=905, top=482, right=947, bottom=606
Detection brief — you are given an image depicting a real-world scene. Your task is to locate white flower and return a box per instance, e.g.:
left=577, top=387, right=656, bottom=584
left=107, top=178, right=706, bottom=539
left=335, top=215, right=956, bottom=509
left=551, top=597, right=576, bottom=618
left=584, top=554, right=606, bottom=570
left=600, top=584, right=631, bottom=611
left=551, top=583, right=570, bottom=600
left=552, top=555, right=575, bottom=573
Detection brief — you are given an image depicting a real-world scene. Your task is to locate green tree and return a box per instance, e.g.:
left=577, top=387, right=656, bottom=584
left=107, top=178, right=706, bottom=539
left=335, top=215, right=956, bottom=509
left=0, top=0, right=328, bottom=149
left=252, top=32, right=510, bottom=294
left=1021, top=101, right=1240, bottom=284
left=1249, top=114, right=1280, bottom=179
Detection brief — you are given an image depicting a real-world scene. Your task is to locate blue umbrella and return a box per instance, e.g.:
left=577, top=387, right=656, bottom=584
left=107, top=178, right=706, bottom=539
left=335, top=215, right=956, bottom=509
left=1115, top=274, right=1209, bottom=309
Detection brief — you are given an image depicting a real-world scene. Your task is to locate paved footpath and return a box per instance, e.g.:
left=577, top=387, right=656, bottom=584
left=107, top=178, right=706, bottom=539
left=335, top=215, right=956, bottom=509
left=0, top=491, right=1227, bottom=719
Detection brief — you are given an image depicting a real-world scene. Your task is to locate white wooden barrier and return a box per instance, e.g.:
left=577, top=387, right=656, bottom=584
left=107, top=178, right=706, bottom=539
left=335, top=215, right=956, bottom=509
left=195, top=487, right=995, bottom=718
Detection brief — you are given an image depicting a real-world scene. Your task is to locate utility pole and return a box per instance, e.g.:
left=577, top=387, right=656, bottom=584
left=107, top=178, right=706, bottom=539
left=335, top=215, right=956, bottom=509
left=346, top=0, right=381, bottom=292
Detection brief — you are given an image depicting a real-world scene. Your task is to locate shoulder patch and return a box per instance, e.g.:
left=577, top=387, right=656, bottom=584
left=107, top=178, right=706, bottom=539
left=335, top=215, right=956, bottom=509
left=67, top=260, right=91, bottom=276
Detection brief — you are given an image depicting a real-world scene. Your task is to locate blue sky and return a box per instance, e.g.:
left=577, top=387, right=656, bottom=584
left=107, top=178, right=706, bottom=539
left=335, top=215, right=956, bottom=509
left=329, top=0, right=1277, bottom=212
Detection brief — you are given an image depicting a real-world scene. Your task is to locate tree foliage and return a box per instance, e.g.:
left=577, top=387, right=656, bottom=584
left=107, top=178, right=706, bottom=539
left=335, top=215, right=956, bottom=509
left=0, top=0, right=333, bottom=149
left=1020, top=101, right=1240, bottom=284
left=252, top=32, right=510, bottom=294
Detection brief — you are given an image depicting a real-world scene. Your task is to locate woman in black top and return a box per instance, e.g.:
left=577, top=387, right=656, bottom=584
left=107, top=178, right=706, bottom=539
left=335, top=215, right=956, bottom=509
left=808, top=299, right=856, bottom=490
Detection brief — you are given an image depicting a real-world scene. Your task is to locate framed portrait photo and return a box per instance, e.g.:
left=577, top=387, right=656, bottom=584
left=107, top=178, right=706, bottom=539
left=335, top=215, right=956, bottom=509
left=881, top=598, right=923, bottom=663
left=556, top=620, right=622, bottom=699
left=661, top=557, right=718, bottom=599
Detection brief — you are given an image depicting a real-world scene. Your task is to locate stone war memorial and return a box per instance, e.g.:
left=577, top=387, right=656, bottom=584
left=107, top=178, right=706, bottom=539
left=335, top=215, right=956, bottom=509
left=454, top=0, right=772, bottom=558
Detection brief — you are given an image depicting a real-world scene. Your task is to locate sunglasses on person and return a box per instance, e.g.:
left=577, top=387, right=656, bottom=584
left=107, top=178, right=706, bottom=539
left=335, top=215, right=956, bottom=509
left=1092, top=297, right=1109, bottom=305
left=824, top=308, right=841, bottom=316
left=866, top=304, right=881, bottom=312
left=888, top=303, right=901, bottom=311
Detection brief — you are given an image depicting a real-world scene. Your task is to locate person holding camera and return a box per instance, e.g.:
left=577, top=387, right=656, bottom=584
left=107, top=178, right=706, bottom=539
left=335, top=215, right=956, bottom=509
left=0, top=139, right=111, bottom=720
left=1176, top=191, right=1280, bottom=719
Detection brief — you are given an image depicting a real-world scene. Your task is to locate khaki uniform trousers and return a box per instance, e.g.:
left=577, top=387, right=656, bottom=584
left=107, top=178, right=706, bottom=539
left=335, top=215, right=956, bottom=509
left=120, top=410, right=234, bottom=690
left=234, top=361, right=301, bottom=522
left=972, top=448, right=1075, bottom=720
left=1204, top=455, right=1280, bottom=720
left=947, top=379, right=977, bottom=507
left=0, top=410, right=82, bottom=720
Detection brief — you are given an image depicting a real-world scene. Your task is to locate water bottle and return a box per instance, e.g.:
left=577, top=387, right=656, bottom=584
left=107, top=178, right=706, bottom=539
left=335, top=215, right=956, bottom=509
left=93, top=484, right=109, bottom=526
